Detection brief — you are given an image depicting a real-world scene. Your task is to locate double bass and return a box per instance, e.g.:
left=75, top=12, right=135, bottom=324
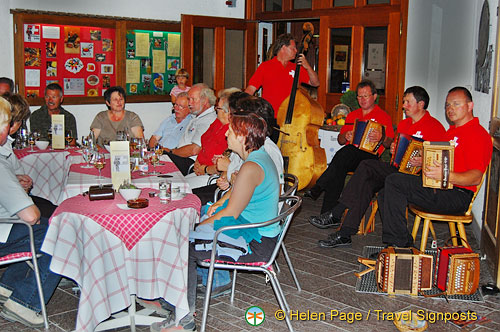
left=277, top=23, right=326, bottom=190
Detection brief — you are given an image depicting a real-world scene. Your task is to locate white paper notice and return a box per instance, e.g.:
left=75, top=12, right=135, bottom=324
left=25, top=69, right=40, bottom=87
left=367, top=43, right=385, bottom=70
left=110, top=141, right=131, bottom=190
left=42, top=26, right=60, bottom=39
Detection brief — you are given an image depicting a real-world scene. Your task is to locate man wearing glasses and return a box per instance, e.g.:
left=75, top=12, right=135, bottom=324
left=305, top=79, right=394, bottom=219
left=148, top=92, right=192, bottom=149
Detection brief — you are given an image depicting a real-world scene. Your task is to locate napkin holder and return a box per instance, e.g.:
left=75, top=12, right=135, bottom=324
left=88, top=184, right=115, bottom=201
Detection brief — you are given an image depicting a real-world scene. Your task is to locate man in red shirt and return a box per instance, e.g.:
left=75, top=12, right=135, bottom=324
left=245, top=33, right=319, bottom=118
left=314, top=86, right=446, bottom=248
left=379, top=87, right=492, bottom=247
left=305, top=80, right=395, bottom=214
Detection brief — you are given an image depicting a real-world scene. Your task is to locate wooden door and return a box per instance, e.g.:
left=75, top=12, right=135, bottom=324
left=181, top=15, right=257, bottom=93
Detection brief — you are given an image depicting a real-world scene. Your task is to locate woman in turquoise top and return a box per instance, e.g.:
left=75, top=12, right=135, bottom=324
left=150, top=110, right=280, bottom=332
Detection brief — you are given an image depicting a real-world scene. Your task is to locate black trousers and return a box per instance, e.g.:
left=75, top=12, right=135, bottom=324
left=379, top=172, right=474, bottom=247
left=167, top=152, right=195, bottom=176
left=192, top=184, right=218, bottom=205
left=30, top=195, right=57, bottom=219
left=315, top=145, right=378, bottom=213
left=338, top=159, right=397, bottom=237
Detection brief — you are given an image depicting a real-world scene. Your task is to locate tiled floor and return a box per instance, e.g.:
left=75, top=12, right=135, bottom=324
left=1, top=192, right=499, bottom=331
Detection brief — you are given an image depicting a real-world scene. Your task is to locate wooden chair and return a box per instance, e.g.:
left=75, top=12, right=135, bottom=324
left=0, top=218, right=49, bottom=329
left=345, top=171, right=376, bottom=235
left=410, top=172, right=486, bottom=252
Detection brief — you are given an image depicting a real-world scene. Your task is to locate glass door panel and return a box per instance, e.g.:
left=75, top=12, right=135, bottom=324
left=225, top=29, right=245, bottom=89
left=329, top=28, right=352, bottom=93
left=362, top=26, right=387, bottom=95
left=193, top=27, right=214, bottom=87
left=294, top=0, right=312, bottom=10
left=265, top=0, right=282, bottom=12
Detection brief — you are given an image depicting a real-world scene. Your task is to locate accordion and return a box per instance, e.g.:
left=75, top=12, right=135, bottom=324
left=422, top=141, right=455, bottom=189
left=376, top=247, right=433, bottom=296
left=435, top=245, right=480, bottom=295
left=351, top=119, right=386, bottom=155
left=390, top=133, right=424, bottom=175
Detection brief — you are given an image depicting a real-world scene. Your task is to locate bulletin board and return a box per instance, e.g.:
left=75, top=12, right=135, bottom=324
left=22, top=23, right=116, bottom=99
left=125, top=30, right=181, bottom=96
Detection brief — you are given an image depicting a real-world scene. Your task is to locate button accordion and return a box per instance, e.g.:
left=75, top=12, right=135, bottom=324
left=376, top=247, right=433, bottom=296
left=422, top=141, right=455, bottom=189
left=435, top=245, right=480, bottom=295
left=350, top=119, right=386, bottom=155
left=390, top=133, right=424, bottom=175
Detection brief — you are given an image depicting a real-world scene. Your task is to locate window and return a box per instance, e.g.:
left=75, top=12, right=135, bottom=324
left=329, top=28, right=352, bottom=93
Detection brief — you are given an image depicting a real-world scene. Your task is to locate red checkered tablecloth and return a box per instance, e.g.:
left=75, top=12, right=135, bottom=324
left=51, top=190, right=201, bottom=250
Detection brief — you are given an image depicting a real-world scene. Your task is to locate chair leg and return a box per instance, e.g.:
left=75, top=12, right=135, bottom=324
left=230, top=269, right=237, bottom=304
left=364, top=200, right=377, bottom=235
left=128, top=294, right=137, bottom=332
left=429, top=222, right=437, bottom=243
left=448, top=223, right=458, bottom=246
left=29, top=240, right=49, bottom=330
left=456, top=223, right=469, bottom=247
left=411, top=215, right=422, bottom=242
left=200, top=263, right=216, bottom=332
left=264, top=270, right=294, bottom=332
left=274, top=260, right=281, bottom=273
left=419, top=219, right=431, bottom=252
left=281, top=243, right=302, bottom=292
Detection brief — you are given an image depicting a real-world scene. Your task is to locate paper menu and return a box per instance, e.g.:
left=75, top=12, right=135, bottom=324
left=51, top=114, right=65, bottom=149
left=110, top=141, right=131, bottom=190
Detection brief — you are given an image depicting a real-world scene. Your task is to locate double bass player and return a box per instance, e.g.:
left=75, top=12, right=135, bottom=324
left=245, top=33, right=320, bottom=119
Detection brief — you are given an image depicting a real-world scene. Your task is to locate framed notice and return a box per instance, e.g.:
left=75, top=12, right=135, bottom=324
left=110, top=141, right=131, bottom=190
left=51, top=114, right=65, bottom=149
left=125, top=30, right=181, bottom=96
left=333, top=45, right=349, bottom=70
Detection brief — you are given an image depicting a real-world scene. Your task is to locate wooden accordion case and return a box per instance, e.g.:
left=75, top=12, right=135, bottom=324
left=351, top=119, right=386, bottom=155
left=376, top=247, right=433, bottom=296
left=390, top=133, right=424, bottom=175
left=422, top=141, right=455, bottom=189
left=435, top=246, right=480, bottom=295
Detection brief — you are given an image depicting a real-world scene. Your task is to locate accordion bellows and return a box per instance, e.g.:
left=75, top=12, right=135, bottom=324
left=376, top=247, right=433, bottom=296
left=351, top=119, right=386, bottom=154
left=435, top=246, right=480, bottom=295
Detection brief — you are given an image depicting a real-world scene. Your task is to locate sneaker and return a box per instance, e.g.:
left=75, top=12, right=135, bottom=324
left=309, top=211, right=341, bottom=229
left=197, top=282, right=232, bottom=299
left=0, top=298, right=45, bottom=328
left=136, top=298, right=173, bottom=318
left=150, top=313, right=196, bottom=332
left=303, top=186, right=322, bottom=200
left=0, top=285, right=12, bottom=305
left=318, top=232, right=352, bottom=248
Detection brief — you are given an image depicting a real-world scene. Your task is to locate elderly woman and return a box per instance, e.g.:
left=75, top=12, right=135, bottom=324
left=184, top=88, right=239, bottom=189
left=90, top=86, right=144, bottom=146
left=150, top=112, right=280, bottom=332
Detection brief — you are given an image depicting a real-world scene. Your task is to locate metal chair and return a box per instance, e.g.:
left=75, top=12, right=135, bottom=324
left=198, top=196, right=302, bottom=332
left=410, top=172, right=486, bottom=251
left=274, top=173, right=302, bottom=291
left=0, top=218, right=49, bottom=329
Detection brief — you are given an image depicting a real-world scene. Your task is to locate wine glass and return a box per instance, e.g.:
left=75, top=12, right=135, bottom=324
left=65, top=130, right=73, bottom=147
left=47, top=128, right=53, bottom=150
left=81, top=147, right=94, bottom=168
left=93, top=152, right=106, bottom=180
left=81, top=135, right=89, bottom=148
left=28, top=132, right=36, bottom=152
left=116, top=130, right=127, bottom=141
left=150, top=144, right=163, bottom=175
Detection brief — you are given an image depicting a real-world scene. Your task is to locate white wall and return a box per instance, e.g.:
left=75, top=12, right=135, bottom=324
left=1, top=0, right=245, bottom=139
left=406, top=0, right=498, bottom=239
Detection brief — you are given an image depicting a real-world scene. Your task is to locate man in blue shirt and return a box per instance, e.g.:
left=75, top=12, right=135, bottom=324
left=148, top=92, right=192, bottom=149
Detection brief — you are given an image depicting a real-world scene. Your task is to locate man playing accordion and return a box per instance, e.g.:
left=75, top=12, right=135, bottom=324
left=314, top=86, right=446, bottom=248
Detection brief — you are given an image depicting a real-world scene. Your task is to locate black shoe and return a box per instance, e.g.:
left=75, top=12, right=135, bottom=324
left=304, top=186, right=322, bottom=200
left=309, top=211, right=341, bottom=229
left=318, top=232, right=352, bottom=248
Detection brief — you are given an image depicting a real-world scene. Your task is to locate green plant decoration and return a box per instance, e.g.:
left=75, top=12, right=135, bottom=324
left=340, top=89, right=379, bottom=111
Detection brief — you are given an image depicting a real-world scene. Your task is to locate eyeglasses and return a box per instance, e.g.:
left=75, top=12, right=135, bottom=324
left=357, top=94, right=373, bottom=99
left=215, top=106, right=229, bottom=113
left=174, top=103, right=188, bottom=109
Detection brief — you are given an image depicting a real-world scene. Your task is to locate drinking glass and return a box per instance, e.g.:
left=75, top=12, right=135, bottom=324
left=150, top=144, right=163, bottom=175
left=116, top=131, right=127, bottom=141
left=47, top=128, right=53, bottom=150
left=28, top=132, right=36, bottom=152
left=93, top=152, right=106, bottom=180
left=81, top=147, right=94, bottom=168
left=65, top=130, right=73, bottom=147
left=81, top=135, right=89, bottom=148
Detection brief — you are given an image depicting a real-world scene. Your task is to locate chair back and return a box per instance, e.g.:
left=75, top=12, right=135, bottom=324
left=265, top=195, right=302, bottom=268
left=464, top=170, right=487, bottom=216
left=283, top=173, right=299, bottom=197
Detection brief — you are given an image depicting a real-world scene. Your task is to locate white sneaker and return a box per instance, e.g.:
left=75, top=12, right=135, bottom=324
left=0, top=298, right=45, bottom=328
left=0, top=285, right=12, bottom=304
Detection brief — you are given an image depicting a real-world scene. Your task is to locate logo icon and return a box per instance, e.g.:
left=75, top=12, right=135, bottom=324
left=245, top=306, right=265, bottom=326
